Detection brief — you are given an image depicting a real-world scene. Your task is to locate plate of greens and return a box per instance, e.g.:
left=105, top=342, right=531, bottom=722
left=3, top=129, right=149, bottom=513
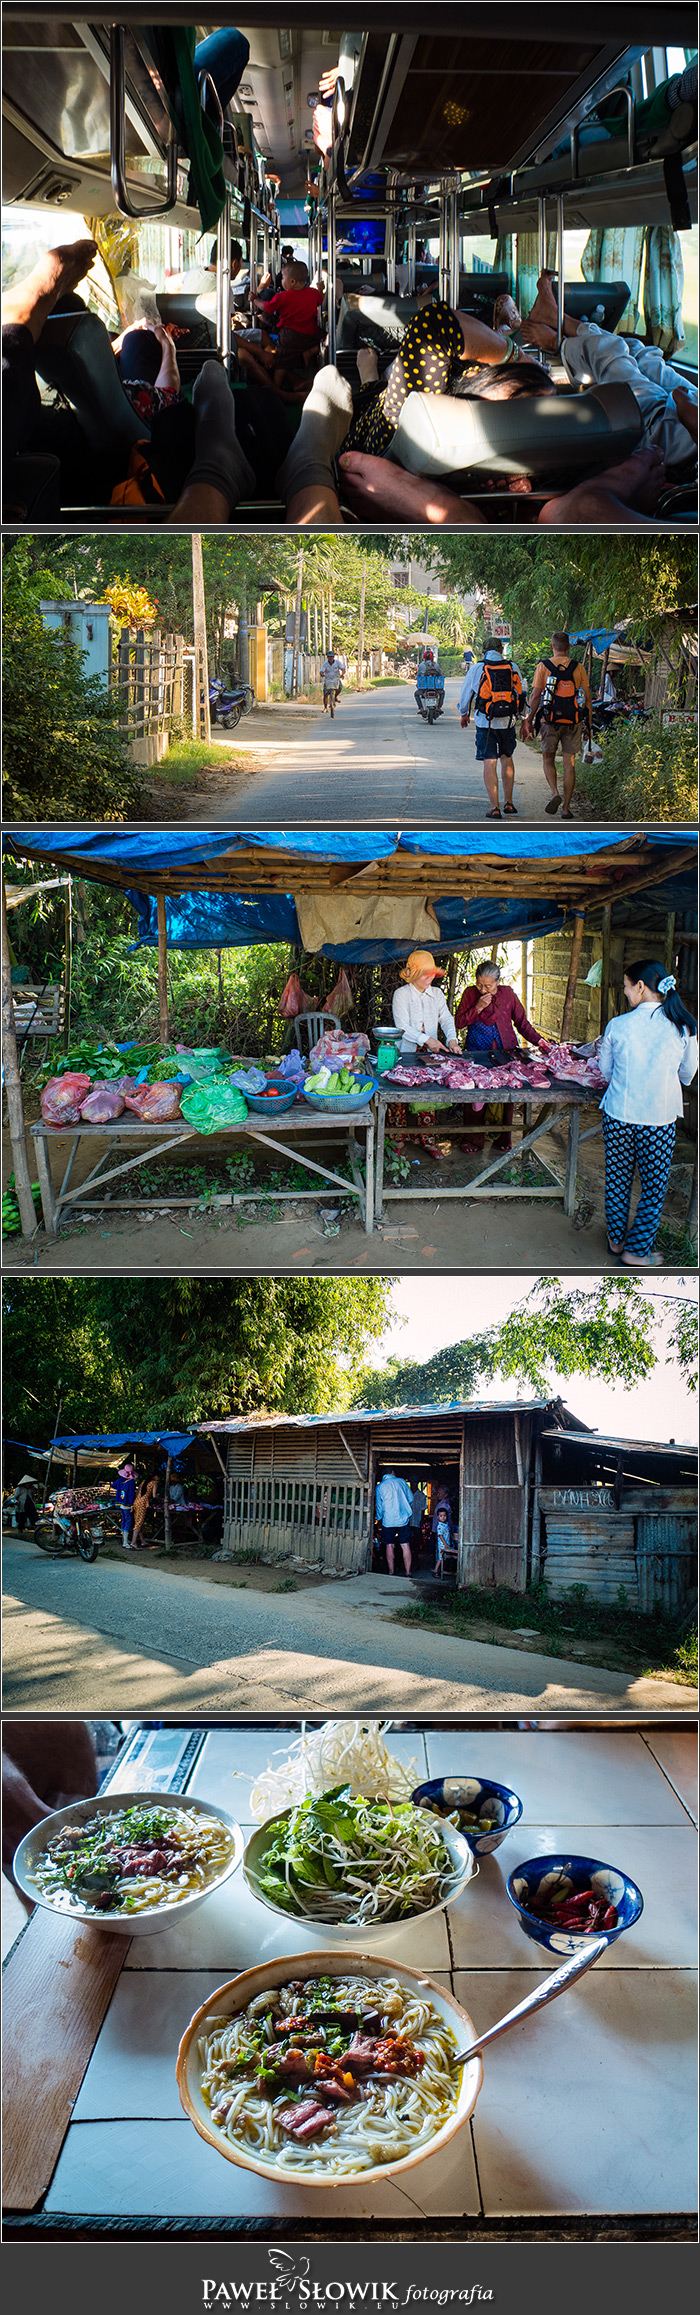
left=243, top=1784, right=477, bottom=1937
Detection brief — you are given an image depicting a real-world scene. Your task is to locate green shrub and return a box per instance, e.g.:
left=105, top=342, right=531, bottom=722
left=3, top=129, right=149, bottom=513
left=2, top=543, right=142, bottom=820
left=577, top=716, right=697, bottom=822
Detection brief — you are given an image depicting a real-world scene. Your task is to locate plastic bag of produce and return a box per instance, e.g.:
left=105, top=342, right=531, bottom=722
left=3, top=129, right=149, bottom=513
left=230, top=1067, right=267, bottom=1093
left=123, top=1082, right=182, bottom=1121
left=276, top=1049, right=306, bottom=1081
left=309, top=1030, right=370, bottom=1073
left=79, top=1083, right=126, bottom=1123
left=179, top=1081, right=249, bottom=1133
left=162, top=1048, right=223, bottom=1081
left=278, top=972, right=315, bottom=1019
left=41, top=1074, right=92, bottom=1127
left=326, top=967, right=353, bottom=1018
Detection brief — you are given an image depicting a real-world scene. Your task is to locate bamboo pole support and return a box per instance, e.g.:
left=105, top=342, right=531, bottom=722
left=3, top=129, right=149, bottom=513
left=192, top=534, right=211, bottom=744
left=156, top=892, right=169, bottom=1046
left=561, top=911, right=585, bottom=1040
left=1, top=871, right=37, bottom=1237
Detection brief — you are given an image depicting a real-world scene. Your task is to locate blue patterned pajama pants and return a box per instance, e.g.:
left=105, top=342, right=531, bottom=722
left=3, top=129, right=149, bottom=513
left=602, top=1115, right=676, bottom=1255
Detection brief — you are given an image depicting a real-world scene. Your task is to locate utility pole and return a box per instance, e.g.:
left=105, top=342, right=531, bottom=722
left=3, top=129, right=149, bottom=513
left=192, top=532, right=211, bottom=744
left=356, top=557, right=366, bottom=689
left=291, top=547, right=304, bottom=699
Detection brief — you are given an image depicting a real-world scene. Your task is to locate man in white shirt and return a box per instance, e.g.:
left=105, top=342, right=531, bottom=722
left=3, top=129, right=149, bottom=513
left=392, top=950, right=461, bottom=1058
left=459, top=638, right=527, bottom=818
left=375, top=1468, right=414, bottom=1575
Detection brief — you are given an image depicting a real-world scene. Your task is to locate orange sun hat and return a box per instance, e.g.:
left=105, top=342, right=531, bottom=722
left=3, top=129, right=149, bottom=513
left=399, top=950, right=446, bottom=984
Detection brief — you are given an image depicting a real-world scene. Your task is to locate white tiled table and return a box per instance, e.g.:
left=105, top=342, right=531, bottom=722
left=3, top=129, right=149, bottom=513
left=10, top=1725, right=698, bottom=2223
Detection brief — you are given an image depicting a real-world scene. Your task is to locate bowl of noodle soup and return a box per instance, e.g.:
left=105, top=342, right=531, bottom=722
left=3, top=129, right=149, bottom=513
left=13, top=1789, right=244, bottom=1936
left=176, top=1952, right=483, bottom=2186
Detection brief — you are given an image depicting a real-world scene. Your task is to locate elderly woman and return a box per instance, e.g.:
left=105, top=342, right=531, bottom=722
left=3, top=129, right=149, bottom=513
left=598, top=959, right=697, bottom=1267
left=456, top=959, right=550, bottom=1151
left=391, top=950, right=461, bottom=1057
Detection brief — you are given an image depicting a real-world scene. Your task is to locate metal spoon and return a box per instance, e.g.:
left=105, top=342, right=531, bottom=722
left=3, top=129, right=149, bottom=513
left=453, top=1934, right=609, bottom=2065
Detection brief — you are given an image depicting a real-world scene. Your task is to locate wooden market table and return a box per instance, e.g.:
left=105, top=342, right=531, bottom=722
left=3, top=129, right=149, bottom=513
left=374, top=1080, right=599, bottom=1222
left=3, top=1723, right=696, bottom=2228
left=30, top=1103, right=376, bottom=1237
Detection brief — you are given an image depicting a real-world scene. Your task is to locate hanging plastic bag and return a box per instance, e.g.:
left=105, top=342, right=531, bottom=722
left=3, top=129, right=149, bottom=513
left=41, top=1074, right=92, bottom=1127
left=180, top=1081, right=249, bottom=1134
left=79, top=1083, right=126, bottom=1123
left=114, top=274, right=161, bottom=331
left=123, top=1082, right=182, bottom=1121
left=278, top=972, right=315, bottom=1019
left=326, top=967, right=353, bottom=1018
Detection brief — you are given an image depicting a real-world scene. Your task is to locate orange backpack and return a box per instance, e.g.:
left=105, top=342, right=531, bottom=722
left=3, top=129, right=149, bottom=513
left=476, top=660, right=523, bottom=722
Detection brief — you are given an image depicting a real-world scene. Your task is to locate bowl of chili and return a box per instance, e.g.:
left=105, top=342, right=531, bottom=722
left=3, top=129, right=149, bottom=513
left=506, top=1852, right=643, bottom=1956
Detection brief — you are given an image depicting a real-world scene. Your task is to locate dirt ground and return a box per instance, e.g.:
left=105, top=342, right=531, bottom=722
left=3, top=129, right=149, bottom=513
left=4, top=1097, right=695, bottom=1274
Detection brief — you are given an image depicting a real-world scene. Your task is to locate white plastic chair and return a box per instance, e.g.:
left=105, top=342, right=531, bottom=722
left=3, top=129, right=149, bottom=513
left=292, top=1010, right=341, bottom=1054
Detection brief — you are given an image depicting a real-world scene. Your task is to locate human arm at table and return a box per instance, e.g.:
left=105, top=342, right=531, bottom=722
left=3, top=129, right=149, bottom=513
left=458, top=663, right=480, bottom=724
left=522, top=660, right=546, bottom=735
left=437, top=990, right=460, bottom=1051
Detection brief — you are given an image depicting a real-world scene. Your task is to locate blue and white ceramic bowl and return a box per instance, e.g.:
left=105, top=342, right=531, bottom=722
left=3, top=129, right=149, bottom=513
left=507, top=1852, right=644, bottom=1957
left=412, top=1775, right=523, bottom=1857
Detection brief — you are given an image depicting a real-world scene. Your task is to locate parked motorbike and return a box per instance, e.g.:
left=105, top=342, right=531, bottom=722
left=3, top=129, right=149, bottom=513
left=209, top=677, right=255, bottom=730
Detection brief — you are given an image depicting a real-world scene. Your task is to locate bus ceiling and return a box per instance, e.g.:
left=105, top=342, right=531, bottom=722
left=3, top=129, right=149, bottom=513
left=2, top=10, right=697, bottom=215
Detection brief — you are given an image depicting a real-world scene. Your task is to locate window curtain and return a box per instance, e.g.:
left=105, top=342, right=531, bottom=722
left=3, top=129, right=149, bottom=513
left=642, top=227, right=685, bottom=353
left=514, top=230, right=558, bottom=319
left=581, top=227, right=645, bottom=335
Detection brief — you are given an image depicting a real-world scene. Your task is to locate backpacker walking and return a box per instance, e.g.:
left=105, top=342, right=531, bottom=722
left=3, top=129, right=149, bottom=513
left=525, top=632, right=592, bottom=817
left=459, top=636, right=528, bottom=818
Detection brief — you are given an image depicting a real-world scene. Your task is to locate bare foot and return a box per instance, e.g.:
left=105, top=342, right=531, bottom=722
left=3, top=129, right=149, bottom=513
left=3, top=239, right=97, bottom=342
left=493, top=293, right=521, bottom=333
left=338, top=449, right=485, bottom=524
left=357, top=346, right=379, bottom=386
left=539, top=443, right=667, bottom=525
left=672, top=383, right=698, bottom=447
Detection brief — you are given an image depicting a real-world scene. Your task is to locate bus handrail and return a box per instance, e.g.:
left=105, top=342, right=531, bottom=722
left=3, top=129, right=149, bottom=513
left=198, top=70, right=225, bottom=143
left=109, top=25, right=178, bottom=220
left=578, top=82, right=636, bottom=173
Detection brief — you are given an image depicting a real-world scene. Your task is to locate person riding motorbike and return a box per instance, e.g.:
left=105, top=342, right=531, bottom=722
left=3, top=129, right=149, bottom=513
left=415, top=649, right=445, bottom=718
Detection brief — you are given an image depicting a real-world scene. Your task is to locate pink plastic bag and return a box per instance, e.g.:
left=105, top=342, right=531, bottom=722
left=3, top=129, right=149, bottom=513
left=326, top=968, right=353, bottom=1019
left=78, top=1083, right=128, bottom=1120
left=123, top=1081, right=182, bottom=1121
left=309, top=1030, right=370, bottom=1072
left=41, top=1073, right=92, bottom=1127
left=278, top=972, right=315, bottom=1020
left=79, top=1082, right=126, bottom=1123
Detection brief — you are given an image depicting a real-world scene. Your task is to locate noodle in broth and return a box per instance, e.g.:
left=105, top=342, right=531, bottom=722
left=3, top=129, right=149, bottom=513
left=30, top=1803, right=236, bottom=1916
left=199, top=1972, right=461, bottom=2174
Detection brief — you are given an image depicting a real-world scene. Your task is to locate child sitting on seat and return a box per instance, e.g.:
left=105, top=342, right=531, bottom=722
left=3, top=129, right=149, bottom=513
left=254, top=262, right=323, bottom=365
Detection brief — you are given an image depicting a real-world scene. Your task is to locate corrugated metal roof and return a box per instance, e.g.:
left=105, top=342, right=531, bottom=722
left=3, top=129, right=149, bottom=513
left=200, top=1397, right=563, bottom=1437
left=543, top=1428, right=697, bottom=1459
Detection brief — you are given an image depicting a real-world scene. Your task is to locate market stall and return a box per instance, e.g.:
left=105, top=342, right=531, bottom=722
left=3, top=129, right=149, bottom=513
left=3, top=1720, right=696, bottom=2229
left=30, top=1100, right=375, bottom=1238
left=4, top=830, right=696, bottom=1245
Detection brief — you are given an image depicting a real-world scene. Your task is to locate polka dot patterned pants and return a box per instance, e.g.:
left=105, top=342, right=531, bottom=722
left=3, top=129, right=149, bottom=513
left=602, top=1115, right=676, bottom=1256
left=345, top=300, right=464, bottom=456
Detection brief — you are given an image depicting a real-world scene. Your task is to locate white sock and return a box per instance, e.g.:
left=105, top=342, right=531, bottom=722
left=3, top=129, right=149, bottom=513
left=276, top=366, right=353, bottom=498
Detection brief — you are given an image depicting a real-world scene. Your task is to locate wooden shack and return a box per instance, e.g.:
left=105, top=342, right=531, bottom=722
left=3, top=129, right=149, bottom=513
left=206, top=1397, right=577, bottom=1589
left=537, top=1429, right=697, bottom=1614
left=201, top=1400, right=697, bottom=1615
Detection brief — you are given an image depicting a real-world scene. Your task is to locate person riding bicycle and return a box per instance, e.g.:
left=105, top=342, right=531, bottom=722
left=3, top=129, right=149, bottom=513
left=415, top=648, right=445, bottom=717
left=321, top=650, right=343, bottom=711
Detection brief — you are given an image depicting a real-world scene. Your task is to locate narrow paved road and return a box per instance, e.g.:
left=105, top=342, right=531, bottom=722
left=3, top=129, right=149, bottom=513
left=3, top=1541, right=692, bottom=1717
left=195, top=679, right=547, bottom=821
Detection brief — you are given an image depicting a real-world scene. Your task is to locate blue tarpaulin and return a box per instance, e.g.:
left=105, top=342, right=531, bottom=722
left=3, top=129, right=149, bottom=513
left=52, top=1430, right=196, bottom=1456
left=4, top=830, right=696, bottom=961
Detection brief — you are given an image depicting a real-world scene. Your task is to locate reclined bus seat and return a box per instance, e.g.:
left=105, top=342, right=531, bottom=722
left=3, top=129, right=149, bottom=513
left=6, top=453, right=62, bottom=522
left=458, top=272, right=511, bottom=316
left=389, top=381, right=643, bottom=482
left=34, top=310, right=148, bottom=464
left=557, top=283, right=631, bottom=333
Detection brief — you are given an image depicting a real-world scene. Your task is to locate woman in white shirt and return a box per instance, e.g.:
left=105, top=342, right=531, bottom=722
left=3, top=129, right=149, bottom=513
left=598, top=959, right=698, bottom=1268
left=391, top=950, right=461, bottom=1057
